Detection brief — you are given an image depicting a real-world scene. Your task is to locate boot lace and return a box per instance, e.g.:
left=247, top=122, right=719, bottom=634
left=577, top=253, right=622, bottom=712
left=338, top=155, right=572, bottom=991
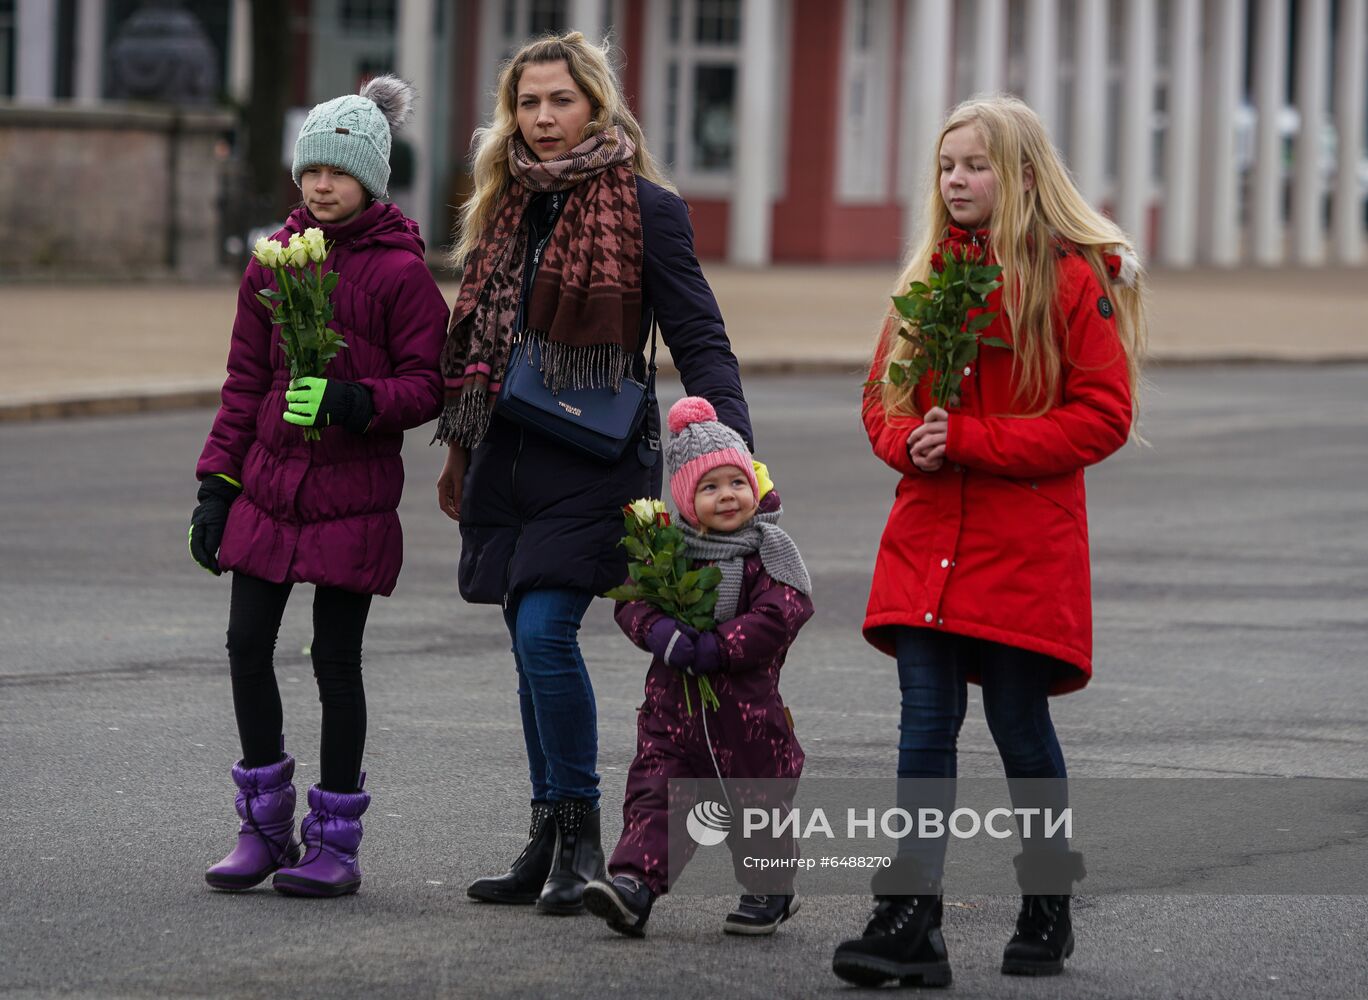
left=1016, top=895, right=1063, bottom=941
left=242, top=790, right=293, bottom=868
left=865, top=896, right=919, bottom=936
left=290, top=810, right=326, bottom=869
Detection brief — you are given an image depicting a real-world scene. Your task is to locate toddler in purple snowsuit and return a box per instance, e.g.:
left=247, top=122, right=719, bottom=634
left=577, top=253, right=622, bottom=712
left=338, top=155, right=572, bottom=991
left=583, top=397, right=814, bottom=938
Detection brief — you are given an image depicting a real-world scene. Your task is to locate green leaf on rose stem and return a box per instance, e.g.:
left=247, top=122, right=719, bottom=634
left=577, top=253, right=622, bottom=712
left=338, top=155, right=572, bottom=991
left=697, top=589, right=718, bottom=613
left=887, top=363, right=907, bottom=386
left=681, top=589, right=704, bottom=605
left=696, top=566, right=722, bottom=588
left=603, top=585, right=640, bottom=601
left=967, top=312, right=995, bottom=333
left=891, top=294, right=921, bottom=319
left=980, top=336, right=1012, bottom=350
left=678, top=569, right=701, bottom=590
left=674, top=557, right=688, bottom=578
left=323, top=271, right=340, bottom=294
left=624, top=536, right=649, bottom=560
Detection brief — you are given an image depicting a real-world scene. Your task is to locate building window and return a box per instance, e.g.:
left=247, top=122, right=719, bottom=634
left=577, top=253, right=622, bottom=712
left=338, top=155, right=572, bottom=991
left=0, top=0, right=15, bottom=97
left=655, top=0, right=742, bottom=187
left=527, top=0, right=566, bottom=36
left=838, top=0, right=894, bottom=202
left=340, top=0, right=397, bottom=35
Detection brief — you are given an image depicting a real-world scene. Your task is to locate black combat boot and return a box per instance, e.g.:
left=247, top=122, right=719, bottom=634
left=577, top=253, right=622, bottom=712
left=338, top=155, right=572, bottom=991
left=536, top=798, right=605, bottom=915
left=466, top=802, right=555, bottom=904
left=1001, top=849, right=1086, bottom=976
left=832, top=894, right=951, bottom=988
left=832, top=857, right=951, bottom=988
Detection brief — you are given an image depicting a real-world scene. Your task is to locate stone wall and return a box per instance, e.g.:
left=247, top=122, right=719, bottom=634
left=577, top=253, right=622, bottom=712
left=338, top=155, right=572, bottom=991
left=0, top=103, right=235, bottom=279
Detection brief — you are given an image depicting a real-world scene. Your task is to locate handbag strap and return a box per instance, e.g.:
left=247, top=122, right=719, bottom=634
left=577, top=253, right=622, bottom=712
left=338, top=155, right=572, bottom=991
left=642, top=312, right=661, bottom=455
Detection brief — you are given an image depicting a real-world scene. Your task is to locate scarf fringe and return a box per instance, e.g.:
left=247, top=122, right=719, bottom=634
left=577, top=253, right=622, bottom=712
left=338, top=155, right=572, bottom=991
left=431, top=387, right=494, bottom=448
left=525, top=332, right=633, bottom=394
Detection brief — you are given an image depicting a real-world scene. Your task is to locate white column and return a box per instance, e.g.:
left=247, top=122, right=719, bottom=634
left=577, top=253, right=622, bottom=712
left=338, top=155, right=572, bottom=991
left=1024, top=0, right=1058, bottom=134
left=1071, top=0, right=1107, bottom=206
left=1198, top=0, right=1244, bottom=267
left=1160, top=0, right=1201, bottom=267
left=729, top=0, right=777, bottom=265
left=15, top=0, right=56, bottom=103
left=1332, top=0, right=1366, bottom=264
left=974, top=0, right=1007, bottom=95
left=73, top=0, right=106, bottom=104
left=1250, top=0, right=1288, bottom=265
left=1291, top=0, right=1330, bottom=264
left=397, top=0, right=436, bottom=240
left=899, top=0, right=952, bottom=246
left=568, top=0, right=605, bottom=43
left=228, top=0, right=252, bottom=105
left=1117, top=0, right=1155, bottom=255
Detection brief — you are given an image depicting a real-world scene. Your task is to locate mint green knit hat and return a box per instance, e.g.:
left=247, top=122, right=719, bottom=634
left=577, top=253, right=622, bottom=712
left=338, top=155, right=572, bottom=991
left=292, top=75, right=414, bottom=199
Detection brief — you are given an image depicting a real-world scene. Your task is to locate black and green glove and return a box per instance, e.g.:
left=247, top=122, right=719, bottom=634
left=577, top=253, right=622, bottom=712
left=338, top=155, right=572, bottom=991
left=188, top=475, right=241, bottom=576
left=283, top=377, right=374, bottom=433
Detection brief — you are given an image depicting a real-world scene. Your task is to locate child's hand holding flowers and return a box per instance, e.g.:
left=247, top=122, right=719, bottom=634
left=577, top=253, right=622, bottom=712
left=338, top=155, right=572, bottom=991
left=605, top=497, right=724, bottom=712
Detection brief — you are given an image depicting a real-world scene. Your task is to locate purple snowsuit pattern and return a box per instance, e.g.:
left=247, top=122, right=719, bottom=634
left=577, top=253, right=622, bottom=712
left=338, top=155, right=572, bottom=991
left=610, top=552, right=814, bottom=895
left=196, top=202, right=449, bottom=596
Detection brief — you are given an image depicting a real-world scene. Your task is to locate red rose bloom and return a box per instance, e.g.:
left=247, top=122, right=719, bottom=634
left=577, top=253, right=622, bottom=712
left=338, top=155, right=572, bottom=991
left=930, top=251, right=946, bottom=273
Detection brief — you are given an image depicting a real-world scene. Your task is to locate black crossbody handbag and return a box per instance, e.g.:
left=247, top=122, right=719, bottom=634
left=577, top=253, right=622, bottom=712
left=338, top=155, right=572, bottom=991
left=495, top=320, right=658, bottom=465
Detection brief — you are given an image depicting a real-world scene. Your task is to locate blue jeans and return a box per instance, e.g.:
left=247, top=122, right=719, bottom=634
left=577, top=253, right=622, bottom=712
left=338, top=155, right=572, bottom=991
left=895, top=627, right=1069, bottom=882
left=503, top=588, right=599, bottom=804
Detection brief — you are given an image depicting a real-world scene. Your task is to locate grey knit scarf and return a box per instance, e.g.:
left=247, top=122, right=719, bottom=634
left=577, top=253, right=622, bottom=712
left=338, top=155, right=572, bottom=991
left=678, top=505, right=812, bottom=623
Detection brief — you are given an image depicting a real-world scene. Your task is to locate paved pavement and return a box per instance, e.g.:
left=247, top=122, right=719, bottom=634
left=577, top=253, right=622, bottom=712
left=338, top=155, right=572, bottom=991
left=2, top=262, right=1366, bottom=421
left=3, top=369, right=1367, bottom=998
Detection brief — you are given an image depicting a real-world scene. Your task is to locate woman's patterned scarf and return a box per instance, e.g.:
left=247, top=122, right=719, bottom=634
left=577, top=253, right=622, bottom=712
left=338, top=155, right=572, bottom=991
left=434, top=126, right=644, bottom=447
left=678, top=505, right=812, bottom=623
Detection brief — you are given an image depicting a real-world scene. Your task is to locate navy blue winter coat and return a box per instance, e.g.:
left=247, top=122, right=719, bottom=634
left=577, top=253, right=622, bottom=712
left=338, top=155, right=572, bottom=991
left=457, top=176, right=752, bottom=605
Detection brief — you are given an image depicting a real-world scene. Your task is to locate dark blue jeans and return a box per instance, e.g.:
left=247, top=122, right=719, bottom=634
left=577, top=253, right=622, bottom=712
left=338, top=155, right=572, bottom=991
left=503, top=588, right=599, bottom=804
left=895, top=627, right=1069, bottom=882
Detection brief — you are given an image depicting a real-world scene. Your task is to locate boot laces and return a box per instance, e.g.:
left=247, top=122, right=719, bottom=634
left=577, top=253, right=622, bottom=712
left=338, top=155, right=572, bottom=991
left=1018, top=895, right=1063, bottom=940
left=292, top=810, right=327, bottom=869
left=865, top=896, right=919, bottom=936
left=242, top=789, right=292, bottom=867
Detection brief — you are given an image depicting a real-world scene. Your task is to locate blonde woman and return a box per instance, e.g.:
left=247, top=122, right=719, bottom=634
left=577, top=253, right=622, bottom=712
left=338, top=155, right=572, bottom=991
left=832, top=96, right=1145, bottom=987
left=434, top=32, right=752, bottom=916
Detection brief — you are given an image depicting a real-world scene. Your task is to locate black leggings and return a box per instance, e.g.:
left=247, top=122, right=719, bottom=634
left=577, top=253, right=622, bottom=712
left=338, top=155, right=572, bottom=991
left=226, top=573, right=372, bottom=792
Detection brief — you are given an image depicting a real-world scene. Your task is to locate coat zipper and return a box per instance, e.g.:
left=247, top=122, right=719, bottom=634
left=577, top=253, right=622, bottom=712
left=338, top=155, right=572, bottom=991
left=503, top=425, right=526, bottom=611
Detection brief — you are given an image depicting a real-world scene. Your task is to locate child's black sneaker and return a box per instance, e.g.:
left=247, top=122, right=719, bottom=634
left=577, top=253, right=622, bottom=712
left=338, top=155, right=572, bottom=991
left=723, top=893, right=800, bottom=935
left=583, top=874, right=653, bottom=938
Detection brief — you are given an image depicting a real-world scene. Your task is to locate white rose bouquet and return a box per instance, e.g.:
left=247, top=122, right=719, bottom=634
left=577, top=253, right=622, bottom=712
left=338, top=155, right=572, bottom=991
left=252, top=228, right=345, bottom=441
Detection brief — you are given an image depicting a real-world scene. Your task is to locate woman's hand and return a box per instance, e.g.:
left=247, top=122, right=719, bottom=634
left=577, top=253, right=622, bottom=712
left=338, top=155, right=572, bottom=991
left=437, top=444, right=469, bottom=522
left=907, top=406, right=949, bottom=473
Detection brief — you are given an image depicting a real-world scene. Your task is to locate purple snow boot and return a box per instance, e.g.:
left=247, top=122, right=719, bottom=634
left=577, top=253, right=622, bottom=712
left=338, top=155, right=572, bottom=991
left=205, top=754, right=301, bottom=891
left=272, top=775, right=371, bottom=898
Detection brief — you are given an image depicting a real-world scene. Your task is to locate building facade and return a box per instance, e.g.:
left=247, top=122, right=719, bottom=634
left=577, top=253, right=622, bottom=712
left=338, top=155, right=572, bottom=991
left=6, top=0, right=1366, bottom=268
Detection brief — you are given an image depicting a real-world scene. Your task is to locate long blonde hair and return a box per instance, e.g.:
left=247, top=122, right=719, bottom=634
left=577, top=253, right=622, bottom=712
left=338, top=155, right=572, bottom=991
left=878, top=96, right=1146, bottom=423
left=452, top=31, right=673, bottom=269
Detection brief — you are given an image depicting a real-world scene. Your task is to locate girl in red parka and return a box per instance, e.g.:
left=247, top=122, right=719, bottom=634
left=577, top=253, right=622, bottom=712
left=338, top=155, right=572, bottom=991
left=832, top=96, right=1146, bottom=988
left=582, top=397, right=813, bottom=939
left=189, top=76, right=448, bottom=899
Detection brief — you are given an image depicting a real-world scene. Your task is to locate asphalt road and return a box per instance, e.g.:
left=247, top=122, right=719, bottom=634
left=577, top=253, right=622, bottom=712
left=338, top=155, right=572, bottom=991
left=2, top=367, right=1366, bottom=999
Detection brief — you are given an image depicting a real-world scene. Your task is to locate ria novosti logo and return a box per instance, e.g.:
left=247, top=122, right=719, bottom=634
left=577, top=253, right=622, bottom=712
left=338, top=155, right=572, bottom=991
left=685, top=800, right=731, bottom=846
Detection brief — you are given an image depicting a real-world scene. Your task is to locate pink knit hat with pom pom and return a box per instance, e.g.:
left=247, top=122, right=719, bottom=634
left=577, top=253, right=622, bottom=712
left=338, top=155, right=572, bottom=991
left=666, top=396, right=758, bottom=527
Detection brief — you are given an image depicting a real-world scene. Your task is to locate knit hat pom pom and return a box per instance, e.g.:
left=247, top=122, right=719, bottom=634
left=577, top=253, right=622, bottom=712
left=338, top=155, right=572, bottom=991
left=359, top=74, right=414, bottom=133
left=668, top=396, right=717, bottom=434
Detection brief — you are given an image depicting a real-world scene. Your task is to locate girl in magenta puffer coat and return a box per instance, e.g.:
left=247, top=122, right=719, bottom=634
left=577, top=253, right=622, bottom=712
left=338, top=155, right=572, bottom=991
left=581, top=397, right=813, bottom=940
left=832, top=96, right=1147, bottom=988
left=189, top=76, right=448, bottom=899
